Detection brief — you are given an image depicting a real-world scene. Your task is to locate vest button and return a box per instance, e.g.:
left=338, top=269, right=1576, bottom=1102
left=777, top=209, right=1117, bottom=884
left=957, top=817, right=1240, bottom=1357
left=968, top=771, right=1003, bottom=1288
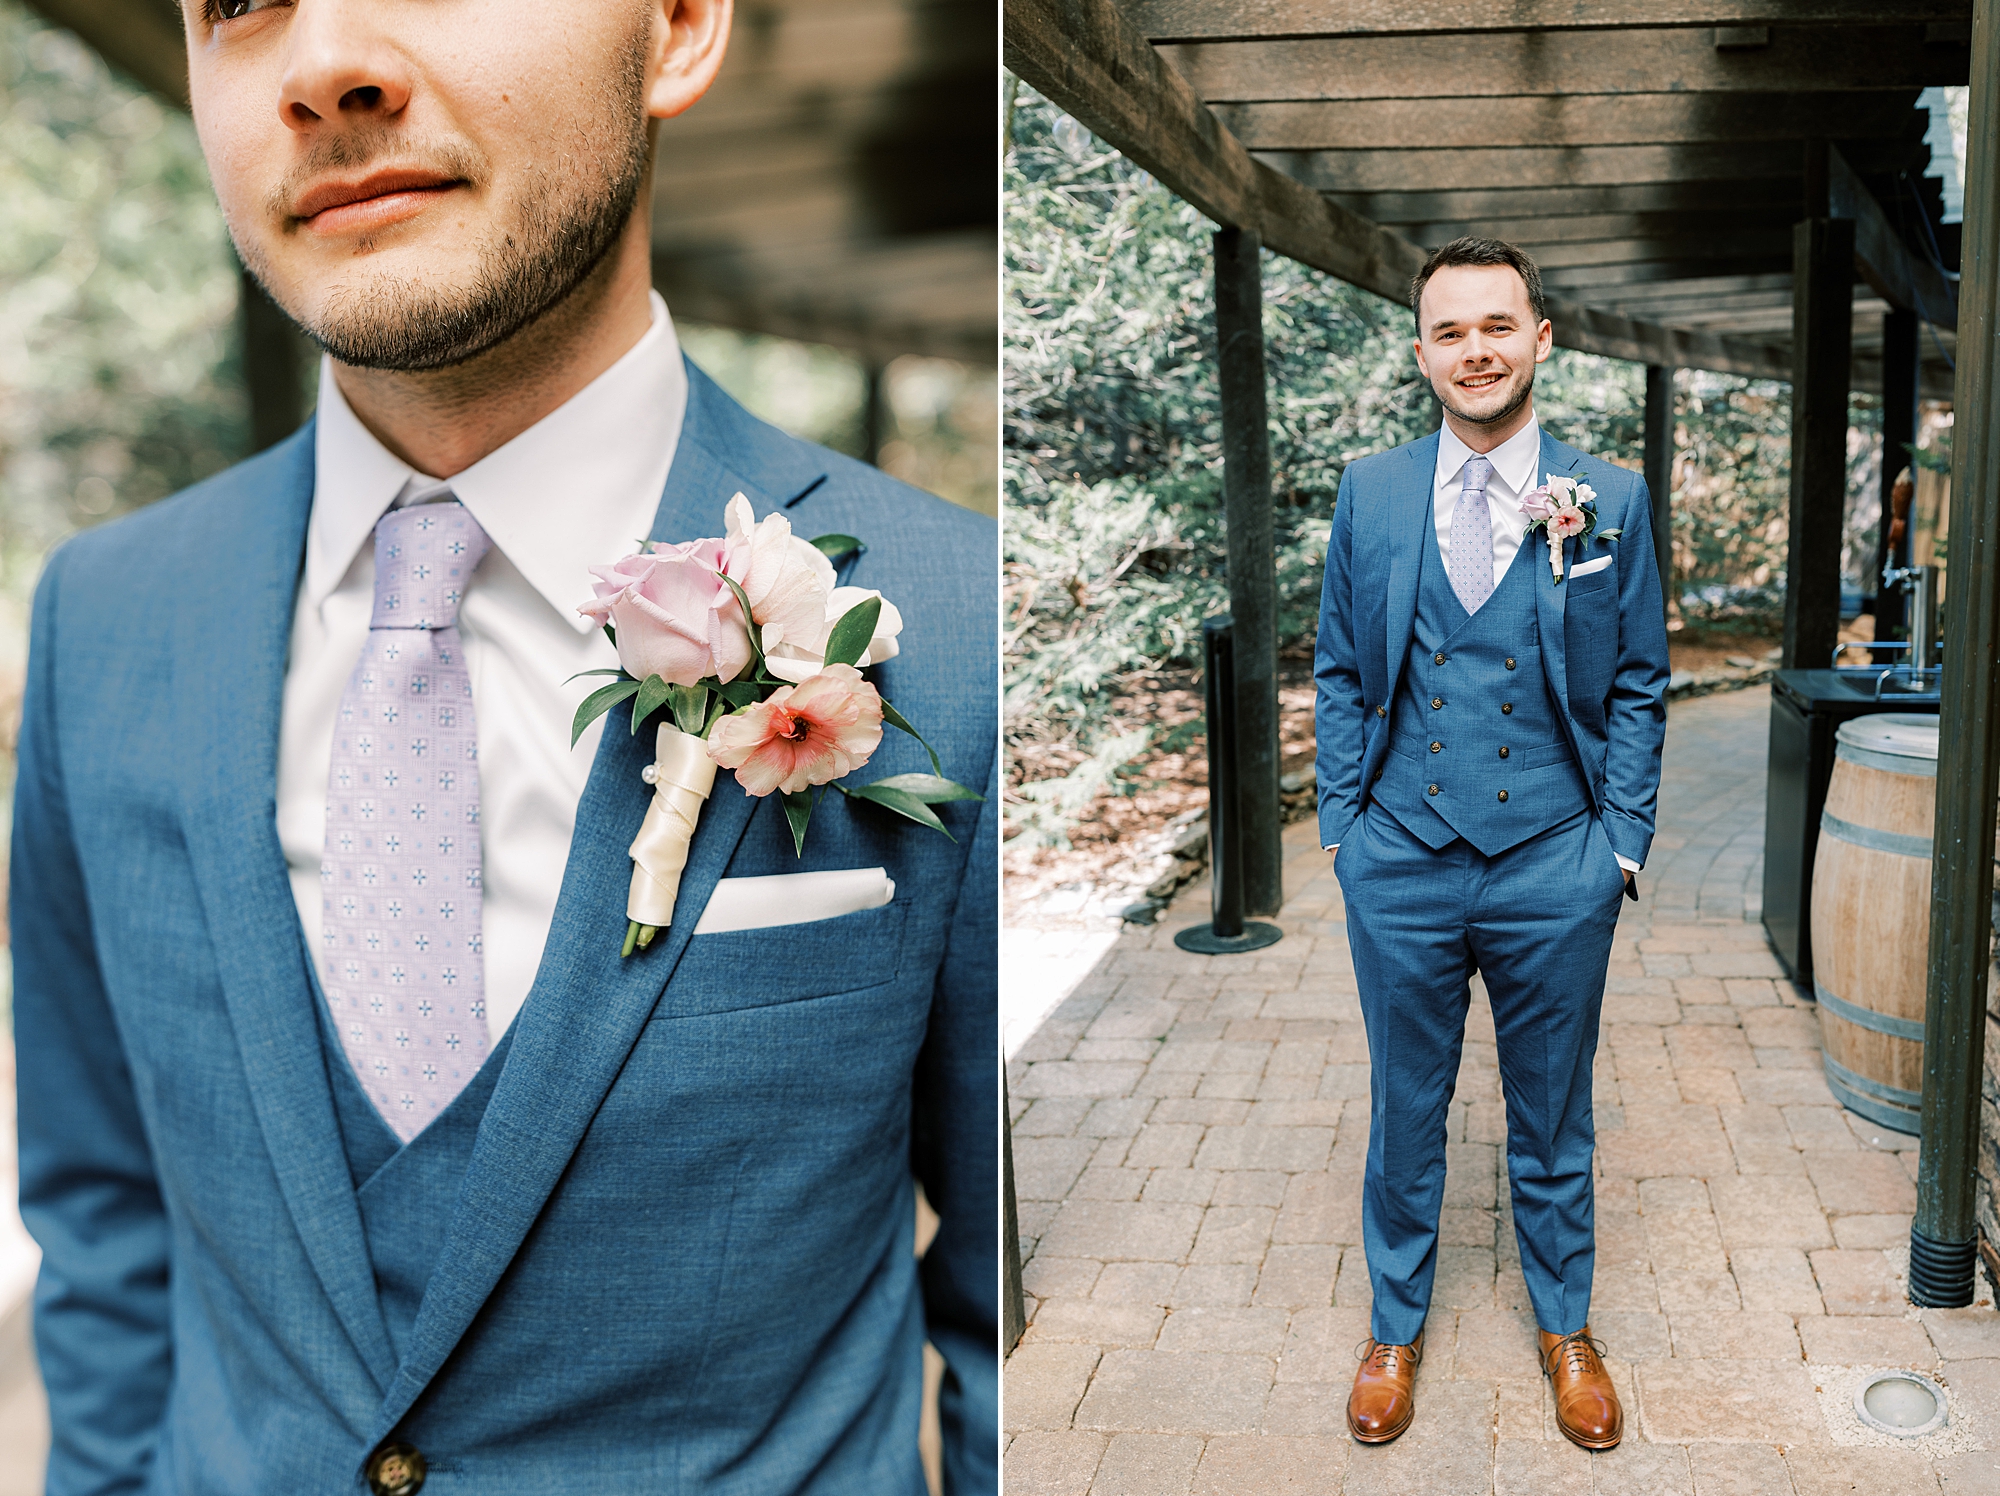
left=1376, top=705, right=1387, bottom=718
left=1434, top=652, right=1446, bottom=665
left=366, top=1443, right=427, bottom=1496
left=1431, top=696, right=1444, bottom=709
left=1497, top=790, right=1509, bottom=802
left=1498, top=746, right=1510, bottom=759
left=1430, top=741, right=1442, bottom=754
left=1505, top=657, right=1517, bottom=669
left=1373, top=769, right=1383, bottom=783
left=1501, top=703, right=1513, bottom=715
left=1427, top=784, right=1440, bottom=796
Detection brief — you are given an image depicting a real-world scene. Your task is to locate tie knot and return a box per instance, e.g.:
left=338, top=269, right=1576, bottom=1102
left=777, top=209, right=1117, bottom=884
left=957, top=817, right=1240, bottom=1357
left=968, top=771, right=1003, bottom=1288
left=370, top=500, right=491, bottom=631
left=1460, top=456, right=1494, bottom=494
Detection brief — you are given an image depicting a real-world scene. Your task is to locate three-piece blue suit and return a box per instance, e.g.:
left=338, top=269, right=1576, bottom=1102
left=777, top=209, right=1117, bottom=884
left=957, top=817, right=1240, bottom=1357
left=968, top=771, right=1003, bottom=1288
left=11, top=364, right=997, bottom=1493
left=1313, top=429, right=1669, bottom=1346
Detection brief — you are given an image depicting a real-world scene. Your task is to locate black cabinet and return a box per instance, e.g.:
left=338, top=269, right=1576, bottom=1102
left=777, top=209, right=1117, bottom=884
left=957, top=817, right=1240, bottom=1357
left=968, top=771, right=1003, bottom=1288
left=1760, top=670, right=1939, bottom=985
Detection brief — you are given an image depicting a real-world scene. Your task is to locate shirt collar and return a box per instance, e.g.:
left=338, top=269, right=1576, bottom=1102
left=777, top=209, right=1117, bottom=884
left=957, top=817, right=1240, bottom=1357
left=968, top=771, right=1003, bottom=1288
left=1435, top=412, right=1544, bottom=502
left=306, top=289, right=688, bottom=633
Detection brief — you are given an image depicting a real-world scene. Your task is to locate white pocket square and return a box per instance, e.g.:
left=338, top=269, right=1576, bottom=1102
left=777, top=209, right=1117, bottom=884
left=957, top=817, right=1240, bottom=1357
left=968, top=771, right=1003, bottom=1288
left=692, top=867, right=895, bottom=935
left=1570, top=555, right=1614, bottom=578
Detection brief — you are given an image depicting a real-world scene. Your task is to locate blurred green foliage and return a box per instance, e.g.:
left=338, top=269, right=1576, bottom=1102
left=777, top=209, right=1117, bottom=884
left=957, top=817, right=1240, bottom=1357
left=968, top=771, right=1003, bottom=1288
left=1004, top=85, right=1883, bottom=847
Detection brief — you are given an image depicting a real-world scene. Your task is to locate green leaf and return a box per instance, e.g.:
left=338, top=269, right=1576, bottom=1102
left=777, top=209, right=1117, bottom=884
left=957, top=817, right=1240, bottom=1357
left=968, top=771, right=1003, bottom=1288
left=704, top=695, right=730, bottom=735
left=571, top=679, right=640, bottom=746
left=842, top=781, right=954, bottom=839
left=713, top=679, right=763, bottom=708
left=630, top=674, right=674, bottom=735
left=783, top=789, right=815, bottom=856
left=713, top=570, right=768, bottom=675
left=668, top=682, right=711, bottom=736
left=1599, top=527, right=1623, bottom=540
left=603, top=624, right=617, bottom=649
left=866, top=772, right=984, bottom=804
left=823, top=595, right=882, bottom=669
left=879, top=696, right=944, bottom=776
left=562, top=667, right=627, bottom=684
left=811, top=533, right=864, bottom=562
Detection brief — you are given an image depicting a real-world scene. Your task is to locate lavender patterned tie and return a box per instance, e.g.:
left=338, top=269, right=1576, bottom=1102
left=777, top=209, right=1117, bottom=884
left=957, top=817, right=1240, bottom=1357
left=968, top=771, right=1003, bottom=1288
left=1448, top=455, right=1498, bottom=614
left=321, top=500, right=492, bottom=1142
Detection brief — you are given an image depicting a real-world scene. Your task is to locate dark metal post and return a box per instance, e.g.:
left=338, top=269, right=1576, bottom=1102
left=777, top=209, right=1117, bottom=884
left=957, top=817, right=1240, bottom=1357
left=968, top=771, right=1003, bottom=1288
left=1003, top=1078, right=1026, bottom=1350
left=1644, top=365, right=1676, bottom=629
left=1912, top=0, right=2000, bottom=1308
left=1876, top=308, right=1922, bottom=648
left=1213, top=228, right=1283, bottom=917
left=1175, top=619, right=1281, bottom=955
left=1781, top=218, right=1856, bottom=670
left=863, top=362, right=888, bottom=468
left=239, top=265, right=312, bottom=454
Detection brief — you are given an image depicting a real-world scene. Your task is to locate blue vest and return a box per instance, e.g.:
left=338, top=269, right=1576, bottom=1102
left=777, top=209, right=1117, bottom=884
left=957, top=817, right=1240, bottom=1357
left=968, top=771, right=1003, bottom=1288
left=320, top=995, right=504, bottom=1360
left=1372, top=511, right=1589, bottom=856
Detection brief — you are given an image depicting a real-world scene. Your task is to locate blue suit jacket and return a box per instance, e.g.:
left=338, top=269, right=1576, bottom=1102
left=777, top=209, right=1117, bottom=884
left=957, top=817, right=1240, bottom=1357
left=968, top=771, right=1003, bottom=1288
left=11, top=364, right=998, bottom=1494
left=1314, top=429, right=1670, bottom=866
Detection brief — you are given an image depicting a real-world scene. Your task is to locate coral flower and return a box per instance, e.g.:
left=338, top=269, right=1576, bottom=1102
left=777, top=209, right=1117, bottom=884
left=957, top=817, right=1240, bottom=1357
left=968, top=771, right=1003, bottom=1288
left=706, top=664, right=885, bottom=797
left=1547, top=507, right=1588, bottom=539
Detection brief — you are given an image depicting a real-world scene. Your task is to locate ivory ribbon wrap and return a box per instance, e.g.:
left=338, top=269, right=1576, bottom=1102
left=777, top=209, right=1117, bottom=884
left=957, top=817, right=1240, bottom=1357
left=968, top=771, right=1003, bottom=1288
left=627, top=723, right=719, bottom=928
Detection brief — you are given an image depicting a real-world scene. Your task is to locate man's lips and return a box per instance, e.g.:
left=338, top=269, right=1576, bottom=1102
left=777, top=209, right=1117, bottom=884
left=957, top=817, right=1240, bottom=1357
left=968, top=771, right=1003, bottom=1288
left=293, top=171, right=461, bottom=234
left=1457, top=372, right=1506, bottom=392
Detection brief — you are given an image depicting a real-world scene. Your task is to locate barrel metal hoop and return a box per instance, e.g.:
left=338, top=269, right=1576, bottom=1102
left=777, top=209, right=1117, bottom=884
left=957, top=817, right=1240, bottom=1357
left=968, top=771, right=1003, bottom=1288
left=1820, top=811, right=1934, bottom=860
left=1814, top=980, right=1928, bottom=1042
left=1822, top=1052, right=1923, bottom=1107
left=1835, top=742, right=1939, bottom=776
left=1821, top=1056, right=1922, bottom=1135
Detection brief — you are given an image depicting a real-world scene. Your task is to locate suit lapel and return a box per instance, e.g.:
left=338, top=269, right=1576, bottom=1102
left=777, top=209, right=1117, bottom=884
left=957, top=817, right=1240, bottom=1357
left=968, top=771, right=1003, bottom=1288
left=174, top=424, right=400, bottom=1390
left=1383, top=433, right=1437, bottom=688
left=375, top=362, right=829, bottom=1430
left=1533, top=433, right=1582, bottom=724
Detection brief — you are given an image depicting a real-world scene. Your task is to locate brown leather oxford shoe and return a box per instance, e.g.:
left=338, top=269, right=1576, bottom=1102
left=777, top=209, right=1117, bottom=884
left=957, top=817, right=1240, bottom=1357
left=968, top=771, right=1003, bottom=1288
left=1540, top=1327, right=1623, bottom=1450
left=1346, top=1331, right=1423, bottom=1444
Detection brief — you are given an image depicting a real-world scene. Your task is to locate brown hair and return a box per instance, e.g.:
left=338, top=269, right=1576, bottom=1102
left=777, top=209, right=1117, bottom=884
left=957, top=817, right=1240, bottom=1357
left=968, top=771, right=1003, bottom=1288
left=1410, top=237, right=1547, bottom=330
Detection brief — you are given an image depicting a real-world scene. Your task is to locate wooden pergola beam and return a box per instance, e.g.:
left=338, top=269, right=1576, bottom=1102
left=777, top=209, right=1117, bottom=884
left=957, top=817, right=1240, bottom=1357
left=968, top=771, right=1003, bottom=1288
left=1006, top=0, right=1793, bottom=379
left=1332, top=181, right=1806, bottom=224
left=1220, top=91, right=1922, bottom=151
left=1162, top=27, right=1969, bottom=101
left=1128, top=0, right=1968, bottom=41
left=1828, top=143, right=1959, bottom=323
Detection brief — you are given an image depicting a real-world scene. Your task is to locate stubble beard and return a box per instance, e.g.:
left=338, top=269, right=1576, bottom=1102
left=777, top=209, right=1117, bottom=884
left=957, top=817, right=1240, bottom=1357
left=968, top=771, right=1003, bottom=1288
left=1437, top=364, right=1534, bottom=431
left=243, top=35, right=653, bottom=373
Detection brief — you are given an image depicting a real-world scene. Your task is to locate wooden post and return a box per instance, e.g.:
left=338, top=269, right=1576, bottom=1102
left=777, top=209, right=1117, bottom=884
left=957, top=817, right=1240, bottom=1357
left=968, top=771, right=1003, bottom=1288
left=1644, top=365, right=1675, bottom=629
left=1213, top=227, right=1283, bottom=917
left=1912, top=0, right=1999, bottom=1309
left=1780, top=218, right=1856, bottom=670
left=239, top=265, right=312, bottom=455
left=1875, top=307, right=1922, bottom=647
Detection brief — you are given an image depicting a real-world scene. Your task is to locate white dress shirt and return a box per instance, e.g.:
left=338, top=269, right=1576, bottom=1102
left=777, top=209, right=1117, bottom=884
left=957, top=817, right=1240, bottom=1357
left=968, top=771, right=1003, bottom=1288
left=1434, top=415, right=1543, bottom=590
left=278, top=291, right=687, bottom=1042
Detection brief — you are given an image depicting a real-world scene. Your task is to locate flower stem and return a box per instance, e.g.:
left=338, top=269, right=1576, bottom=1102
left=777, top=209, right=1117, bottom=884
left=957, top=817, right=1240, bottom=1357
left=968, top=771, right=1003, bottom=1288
left=622, top=920, right=641, bottom=958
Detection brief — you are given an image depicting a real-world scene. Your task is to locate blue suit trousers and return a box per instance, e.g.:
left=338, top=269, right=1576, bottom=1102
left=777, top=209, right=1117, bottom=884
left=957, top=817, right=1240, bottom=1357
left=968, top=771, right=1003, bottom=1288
left=1336, top=802, right=1627, bottom=1345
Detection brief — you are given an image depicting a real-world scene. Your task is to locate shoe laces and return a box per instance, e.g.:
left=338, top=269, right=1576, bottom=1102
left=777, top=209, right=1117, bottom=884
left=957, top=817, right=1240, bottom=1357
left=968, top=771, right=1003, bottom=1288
left=1544, top=1331, right=1607, bottom=1380
left=1356, top=1337, right=1421, bottom=1375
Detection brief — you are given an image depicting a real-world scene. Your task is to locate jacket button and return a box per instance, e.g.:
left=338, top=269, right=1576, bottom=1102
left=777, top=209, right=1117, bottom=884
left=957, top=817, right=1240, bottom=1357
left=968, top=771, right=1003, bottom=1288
left=1505, top=657, right=1517, bottom=669
left=1430, top=741, right=1442, bottom=754
left=1431, top=696, right=1444, bottom=709
left=1427, top=783, right=1440, bottom=796
left=1376, top=705, right=1387, bottom=718
left=1497, top=790, right=1509, bottom=802
left=367, top=1444, right=427, bottom=1496
left=1501, top=703, right=1513, bottom=715
left=1498, top=746, right=1510, bottom=759
left=1372, top=769, right=1383, bottom=783
left=1434, top=652, right=1447, bottom=665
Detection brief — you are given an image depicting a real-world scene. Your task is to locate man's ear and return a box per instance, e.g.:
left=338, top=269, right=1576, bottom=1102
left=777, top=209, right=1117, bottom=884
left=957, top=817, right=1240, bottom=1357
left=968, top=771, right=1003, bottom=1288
left=1413, top=337, right=1429, bottom=379
left=1534, top=317, right=1553, bottom=364
left=648, top=0, right=732, bottom=121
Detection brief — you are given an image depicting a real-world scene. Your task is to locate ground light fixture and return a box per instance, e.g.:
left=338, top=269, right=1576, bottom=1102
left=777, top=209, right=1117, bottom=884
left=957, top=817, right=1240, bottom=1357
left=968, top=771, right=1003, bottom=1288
left=1853, top=1370, right=1948, bottom=1438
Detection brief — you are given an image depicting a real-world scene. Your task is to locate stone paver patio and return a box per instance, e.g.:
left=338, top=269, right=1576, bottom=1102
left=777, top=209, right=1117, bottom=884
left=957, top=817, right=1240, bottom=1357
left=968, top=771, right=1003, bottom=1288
left=1005, top=686, right=2000, bottom=1494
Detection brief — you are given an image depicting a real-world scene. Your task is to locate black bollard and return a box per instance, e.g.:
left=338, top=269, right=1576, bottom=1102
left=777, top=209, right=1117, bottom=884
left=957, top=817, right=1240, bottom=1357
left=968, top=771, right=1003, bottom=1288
left=1175, top=617, right=1283, bottom=955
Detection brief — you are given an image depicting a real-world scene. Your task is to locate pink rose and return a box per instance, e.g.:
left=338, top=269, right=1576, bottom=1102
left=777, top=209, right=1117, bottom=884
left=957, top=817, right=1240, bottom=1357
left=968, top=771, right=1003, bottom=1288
left=705, top=664, right=884, bottom=796
left=1519, top=486, right=1556, bottom=523
left=577, top=538, right=753, bottom=686
left=719, top=493, right=836, bottom=661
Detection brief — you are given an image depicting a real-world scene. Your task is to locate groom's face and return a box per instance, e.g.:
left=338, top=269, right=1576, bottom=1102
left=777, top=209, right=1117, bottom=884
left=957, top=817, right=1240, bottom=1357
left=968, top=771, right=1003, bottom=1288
left=181, top=0, right=730, bottom=371
left=1414, top=264, right=1552, bottom=429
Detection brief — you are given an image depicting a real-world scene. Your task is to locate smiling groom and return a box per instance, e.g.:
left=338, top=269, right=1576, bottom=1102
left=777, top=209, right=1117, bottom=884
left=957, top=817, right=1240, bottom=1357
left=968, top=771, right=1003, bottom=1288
left=1314, top=238, right=1669, bottom=1449
left=11, top=2, right=995, bottom=1492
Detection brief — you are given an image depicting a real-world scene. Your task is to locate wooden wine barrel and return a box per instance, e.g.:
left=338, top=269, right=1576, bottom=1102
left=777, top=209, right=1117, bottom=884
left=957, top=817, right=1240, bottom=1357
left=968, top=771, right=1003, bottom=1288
left=1810, top=714, right=1939, bottom=1135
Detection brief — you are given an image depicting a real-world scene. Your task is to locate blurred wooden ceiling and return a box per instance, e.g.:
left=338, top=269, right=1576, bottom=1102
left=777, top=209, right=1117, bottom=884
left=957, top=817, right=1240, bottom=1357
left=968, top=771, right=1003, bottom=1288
left=27, top=0, right=996, bottom=366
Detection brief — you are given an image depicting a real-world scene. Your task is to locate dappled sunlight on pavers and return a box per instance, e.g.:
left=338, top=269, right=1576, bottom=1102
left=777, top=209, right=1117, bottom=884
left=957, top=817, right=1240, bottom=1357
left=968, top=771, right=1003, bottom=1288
left=1005, top=688, right=2000, bottom=1494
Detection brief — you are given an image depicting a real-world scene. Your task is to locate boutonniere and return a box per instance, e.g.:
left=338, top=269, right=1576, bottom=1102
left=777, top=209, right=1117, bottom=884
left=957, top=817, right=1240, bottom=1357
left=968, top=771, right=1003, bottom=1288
left=1519, top=473, right=1621, bottom=582
left=569, top=494, right=982, bottom=956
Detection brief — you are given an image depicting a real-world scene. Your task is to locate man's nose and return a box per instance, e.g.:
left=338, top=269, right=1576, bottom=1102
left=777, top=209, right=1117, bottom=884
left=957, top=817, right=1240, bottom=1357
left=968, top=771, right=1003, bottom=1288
left=277, top=0, right=413, bottom=133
